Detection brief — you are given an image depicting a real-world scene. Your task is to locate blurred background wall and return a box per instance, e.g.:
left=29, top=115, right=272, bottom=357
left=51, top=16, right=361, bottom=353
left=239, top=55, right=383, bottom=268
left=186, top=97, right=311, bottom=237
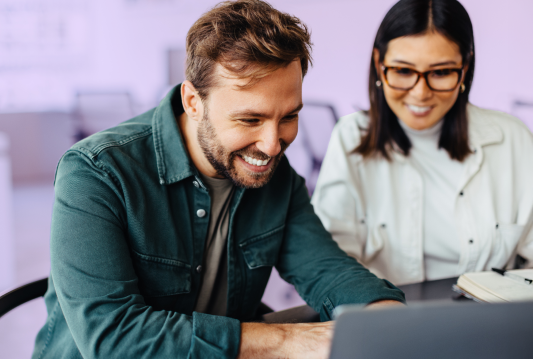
left=0, top=0, right=532, bottom=357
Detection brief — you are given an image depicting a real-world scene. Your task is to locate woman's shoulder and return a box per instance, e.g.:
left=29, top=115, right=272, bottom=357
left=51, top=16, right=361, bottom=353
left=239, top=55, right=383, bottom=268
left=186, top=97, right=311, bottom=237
left=467, top=103, right=532, bottom=138
left=333, top=110, right=370, bottom=153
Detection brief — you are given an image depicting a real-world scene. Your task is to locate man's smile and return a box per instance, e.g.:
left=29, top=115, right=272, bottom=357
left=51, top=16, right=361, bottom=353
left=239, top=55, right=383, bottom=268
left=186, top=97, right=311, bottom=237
left=237, top=154, right=274, bottom=173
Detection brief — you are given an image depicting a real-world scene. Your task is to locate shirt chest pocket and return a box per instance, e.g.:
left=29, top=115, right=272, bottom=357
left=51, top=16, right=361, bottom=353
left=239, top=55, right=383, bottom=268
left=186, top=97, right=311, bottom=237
left=131, top=250, right=191, bottom=297
left=238, top=225, right=285, bottom=315
left=239, top=225, right=285, bottom=269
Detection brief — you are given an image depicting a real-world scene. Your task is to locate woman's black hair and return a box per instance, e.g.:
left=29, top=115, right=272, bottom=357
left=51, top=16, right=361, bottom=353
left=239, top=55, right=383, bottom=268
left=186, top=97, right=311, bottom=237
left=356, top=0, right=475, bottom=161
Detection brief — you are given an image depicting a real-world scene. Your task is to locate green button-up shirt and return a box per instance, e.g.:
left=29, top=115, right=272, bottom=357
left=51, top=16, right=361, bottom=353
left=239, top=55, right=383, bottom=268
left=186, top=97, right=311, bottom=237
left=33, top=85, right=405, bottom=359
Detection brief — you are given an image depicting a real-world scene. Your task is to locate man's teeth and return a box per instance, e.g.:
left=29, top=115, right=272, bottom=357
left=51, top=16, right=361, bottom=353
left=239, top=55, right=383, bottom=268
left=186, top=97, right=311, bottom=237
left=407, top=104, right=432, bottom=113
left=243, top=155, right=269, bottom=166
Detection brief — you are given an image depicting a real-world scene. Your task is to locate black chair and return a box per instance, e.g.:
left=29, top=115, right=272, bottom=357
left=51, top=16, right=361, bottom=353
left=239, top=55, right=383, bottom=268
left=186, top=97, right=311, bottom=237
left=0, top=277, right=275, bottom=320
left=0, top=278, right=48, bottom=318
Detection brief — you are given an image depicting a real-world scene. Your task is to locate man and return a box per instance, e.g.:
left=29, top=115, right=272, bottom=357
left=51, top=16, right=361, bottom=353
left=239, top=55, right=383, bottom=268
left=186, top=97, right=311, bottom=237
left=33, top=1, right=404, bottom=358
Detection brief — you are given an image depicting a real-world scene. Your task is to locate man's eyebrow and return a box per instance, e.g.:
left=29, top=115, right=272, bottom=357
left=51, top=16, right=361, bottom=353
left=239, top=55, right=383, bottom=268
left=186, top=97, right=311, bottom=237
left=285, top=103, right=304, bottom=116
left=229, top=103, right=304, bottom=118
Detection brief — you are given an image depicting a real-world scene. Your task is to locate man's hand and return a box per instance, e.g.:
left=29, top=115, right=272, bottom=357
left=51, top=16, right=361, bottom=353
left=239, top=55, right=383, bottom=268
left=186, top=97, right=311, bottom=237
left=237, top=300, right=403, bottom=358
left=238, top=321, right=334, bottom=359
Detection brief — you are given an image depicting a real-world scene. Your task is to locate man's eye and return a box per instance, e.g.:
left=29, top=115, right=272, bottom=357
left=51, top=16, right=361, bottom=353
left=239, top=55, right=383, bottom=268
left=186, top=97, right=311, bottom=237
left=240, top=119, right=259, bottom=124
left=283, top=115, right=299, bottom=122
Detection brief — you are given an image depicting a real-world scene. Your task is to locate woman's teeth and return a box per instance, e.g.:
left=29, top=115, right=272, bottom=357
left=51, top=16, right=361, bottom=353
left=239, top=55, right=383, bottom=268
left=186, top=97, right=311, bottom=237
left=407, top=104, right=432, bottom=113
left=242, top=155, right=269, bottom=166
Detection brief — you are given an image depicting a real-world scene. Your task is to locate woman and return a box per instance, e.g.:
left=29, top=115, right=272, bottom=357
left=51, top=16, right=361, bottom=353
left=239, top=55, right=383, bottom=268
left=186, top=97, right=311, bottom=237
left=311, top=0, right=533, bottom=285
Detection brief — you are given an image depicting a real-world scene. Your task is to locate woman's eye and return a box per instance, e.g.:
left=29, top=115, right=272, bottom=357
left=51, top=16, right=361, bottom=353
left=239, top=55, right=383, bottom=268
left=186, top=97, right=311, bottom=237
left=394, top=68, right=414, bottom=76
left=432, top=69, right=453, bottom=77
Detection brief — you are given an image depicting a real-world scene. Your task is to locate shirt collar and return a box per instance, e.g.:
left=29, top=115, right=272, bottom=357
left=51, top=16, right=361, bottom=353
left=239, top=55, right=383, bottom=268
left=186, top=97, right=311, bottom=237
left=467, top=103, right=503, bottom=148
left=390, top=104, right=503, bottom=162
left=152, top=84, right=198, bottom=185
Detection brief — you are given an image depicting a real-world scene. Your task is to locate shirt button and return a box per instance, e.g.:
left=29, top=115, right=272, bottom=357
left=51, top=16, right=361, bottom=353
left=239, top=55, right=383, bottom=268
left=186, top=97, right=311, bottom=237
left=196, top=265, right=202, bottom=273
left=193, top=181, right=199, bottom=188
left=196, top=209, right=206, bottom=218
left=459, top=191, right=464, bottom=196
left=469, top=239, right=474, bottom=244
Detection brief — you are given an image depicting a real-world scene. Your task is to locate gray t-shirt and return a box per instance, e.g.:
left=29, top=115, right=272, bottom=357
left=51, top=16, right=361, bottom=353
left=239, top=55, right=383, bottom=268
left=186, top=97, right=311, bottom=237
left=194, top=174, right=235, bottom=315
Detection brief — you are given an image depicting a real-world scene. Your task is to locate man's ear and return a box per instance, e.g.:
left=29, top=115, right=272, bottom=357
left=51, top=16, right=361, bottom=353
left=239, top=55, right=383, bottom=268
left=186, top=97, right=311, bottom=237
left=181, top=80, right=204, bottom=122
left=372, top=49, right=381, bottom=80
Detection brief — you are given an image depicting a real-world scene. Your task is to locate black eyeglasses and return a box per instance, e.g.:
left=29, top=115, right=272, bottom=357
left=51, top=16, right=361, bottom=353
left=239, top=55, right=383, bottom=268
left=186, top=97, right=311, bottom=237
left=381, top=65, right=464, bottom=92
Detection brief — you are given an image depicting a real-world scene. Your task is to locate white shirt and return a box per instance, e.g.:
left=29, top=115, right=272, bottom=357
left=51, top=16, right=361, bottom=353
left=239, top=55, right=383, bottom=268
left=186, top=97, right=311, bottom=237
left=311, top=104, right=533, bottom=285
left=399, top=119, right=465, bottom=280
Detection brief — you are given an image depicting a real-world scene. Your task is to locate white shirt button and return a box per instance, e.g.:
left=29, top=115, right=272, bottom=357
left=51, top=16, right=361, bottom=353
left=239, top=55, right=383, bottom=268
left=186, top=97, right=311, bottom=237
left=193, top=181, right=199, bottom=188
left=196, top=209, right=206, bottom=218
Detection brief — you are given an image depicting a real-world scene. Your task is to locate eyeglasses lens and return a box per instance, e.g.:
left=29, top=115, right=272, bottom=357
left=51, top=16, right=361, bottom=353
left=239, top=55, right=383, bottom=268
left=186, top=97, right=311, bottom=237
left=386, top=68, right=460, bottom=91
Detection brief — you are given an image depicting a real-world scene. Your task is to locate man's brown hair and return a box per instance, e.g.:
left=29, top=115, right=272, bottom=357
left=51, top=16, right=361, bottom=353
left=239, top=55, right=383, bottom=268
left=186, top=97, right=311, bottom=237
left=185, top=0, right=312, bottom=99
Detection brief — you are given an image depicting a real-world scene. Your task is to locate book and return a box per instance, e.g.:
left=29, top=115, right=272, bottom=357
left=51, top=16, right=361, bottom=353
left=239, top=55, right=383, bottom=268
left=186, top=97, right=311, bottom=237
left=454, top=269, right=533, bottom=303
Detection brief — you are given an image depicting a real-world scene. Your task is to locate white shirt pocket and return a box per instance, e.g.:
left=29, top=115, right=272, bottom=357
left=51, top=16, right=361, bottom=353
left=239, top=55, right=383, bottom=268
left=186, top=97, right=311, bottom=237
left=363, top=224, right=386, bottom=263
left=490, top=223, right=525, bottom=268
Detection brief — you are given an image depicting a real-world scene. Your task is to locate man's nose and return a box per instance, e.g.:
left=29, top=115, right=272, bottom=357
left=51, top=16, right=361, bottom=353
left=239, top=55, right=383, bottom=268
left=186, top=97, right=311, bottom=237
left=256, top=124, right=282, bottom=157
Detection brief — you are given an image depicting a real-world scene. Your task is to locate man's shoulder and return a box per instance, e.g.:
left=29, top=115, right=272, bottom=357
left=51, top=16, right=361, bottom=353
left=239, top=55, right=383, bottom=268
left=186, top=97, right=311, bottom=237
left=71, top=108, right=156, bottom=160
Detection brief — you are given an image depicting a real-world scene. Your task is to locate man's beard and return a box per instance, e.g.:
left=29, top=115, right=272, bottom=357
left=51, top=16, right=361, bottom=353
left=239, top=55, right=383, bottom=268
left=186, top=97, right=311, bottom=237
left=197, top=112, right=288, bottom=189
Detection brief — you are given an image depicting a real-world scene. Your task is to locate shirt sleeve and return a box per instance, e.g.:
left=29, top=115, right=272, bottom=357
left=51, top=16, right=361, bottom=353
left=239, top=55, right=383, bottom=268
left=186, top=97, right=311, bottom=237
left=50, top=150, right=240, bottom=359
left=275, top=160, right=405, bottom=322
left=311, top=119, right=367, bottom=260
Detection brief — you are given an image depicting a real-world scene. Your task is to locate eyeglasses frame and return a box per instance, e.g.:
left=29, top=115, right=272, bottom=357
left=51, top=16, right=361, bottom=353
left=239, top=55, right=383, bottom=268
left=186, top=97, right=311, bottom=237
left=380, top=64, right=465, bottom=92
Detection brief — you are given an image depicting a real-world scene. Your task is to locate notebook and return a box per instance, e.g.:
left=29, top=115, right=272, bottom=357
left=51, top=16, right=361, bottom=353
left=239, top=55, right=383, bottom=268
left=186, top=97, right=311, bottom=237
left=454, top=269, right=533, bottom=303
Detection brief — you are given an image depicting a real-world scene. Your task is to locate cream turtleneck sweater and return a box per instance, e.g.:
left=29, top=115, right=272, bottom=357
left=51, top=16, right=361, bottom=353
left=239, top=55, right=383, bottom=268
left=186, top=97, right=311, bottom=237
left=399, top=119, right=466, bottom=280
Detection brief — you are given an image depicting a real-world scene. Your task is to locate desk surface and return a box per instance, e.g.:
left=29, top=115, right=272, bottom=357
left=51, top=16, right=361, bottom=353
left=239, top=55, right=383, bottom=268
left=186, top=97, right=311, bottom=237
left=399, top=276, right=459, bottom=303
left=263, top=276, right=461, bottom=323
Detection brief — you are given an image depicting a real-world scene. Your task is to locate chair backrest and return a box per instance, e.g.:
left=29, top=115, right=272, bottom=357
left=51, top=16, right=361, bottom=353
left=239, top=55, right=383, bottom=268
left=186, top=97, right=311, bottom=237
left=74, top=92, right=134, bottom=140
left=512, top=100, right=533, bottom=132
left=0, top=278, right=48, bottom=318
left=284, top=102, right=338, bottom=195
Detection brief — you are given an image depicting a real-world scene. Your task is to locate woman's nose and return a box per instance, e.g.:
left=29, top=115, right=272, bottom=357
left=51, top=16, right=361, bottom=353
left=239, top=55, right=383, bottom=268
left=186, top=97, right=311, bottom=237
left=410, top=76, right=433, bottom=100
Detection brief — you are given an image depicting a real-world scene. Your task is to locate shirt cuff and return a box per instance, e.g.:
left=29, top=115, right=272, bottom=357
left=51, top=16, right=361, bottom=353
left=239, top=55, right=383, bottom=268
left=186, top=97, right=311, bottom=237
left=189, top=312, right=241, bottom=359
left=320, top=279, right=406, bottom=321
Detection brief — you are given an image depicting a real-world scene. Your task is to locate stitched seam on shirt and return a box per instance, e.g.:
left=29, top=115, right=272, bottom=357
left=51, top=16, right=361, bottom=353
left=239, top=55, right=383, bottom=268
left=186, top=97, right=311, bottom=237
left=88, top=128, right=153, bottom=159
left=37, top=301, right=60, bottom=359
left=92, top=158, right=123, bottom=192
left=152, top=106, right=167, bottom=181
left=323, top=297, right=335, bottom=319
left=239, top=224, right=286, bottom=247
left=131, top=249, right=191, bottom=268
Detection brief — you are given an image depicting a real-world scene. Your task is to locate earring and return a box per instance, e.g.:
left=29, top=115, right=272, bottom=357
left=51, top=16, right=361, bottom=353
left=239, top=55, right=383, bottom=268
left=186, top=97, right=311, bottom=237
left=376, top=80, right=382, bottom=87
left=460, top=83, right=466, bottom=93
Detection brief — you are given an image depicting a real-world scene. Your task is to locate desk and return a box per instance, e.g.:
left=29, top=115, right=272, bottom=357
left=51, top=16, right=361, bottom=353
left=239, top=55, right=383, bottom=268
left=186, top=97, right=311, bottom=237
left=262, top=277, right=460, bottom=323
left=399, top=277, right=459, bottom=303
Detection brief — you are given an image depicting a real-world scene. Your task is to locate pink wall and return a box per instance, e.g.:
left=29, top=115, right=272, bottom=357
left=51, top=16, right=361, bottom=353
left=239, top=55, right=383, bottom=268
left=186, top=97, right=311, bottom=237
left=0, top=0, right=532, bottom=119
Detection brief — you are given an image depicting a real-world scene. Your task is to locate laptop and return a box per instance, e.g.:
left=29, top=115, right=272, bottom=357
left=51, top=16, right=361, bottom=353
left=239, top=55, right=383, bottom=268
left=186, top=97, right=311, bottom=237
left=330, top=301, right=533, bottom=359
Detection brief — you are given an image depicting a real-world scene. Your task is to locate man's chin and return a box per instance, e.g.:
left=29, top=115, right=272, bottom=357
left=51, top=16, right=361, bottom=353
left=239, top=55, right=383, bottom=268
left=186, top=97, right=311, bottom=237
left=227, top=171, right=273, bottom=189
